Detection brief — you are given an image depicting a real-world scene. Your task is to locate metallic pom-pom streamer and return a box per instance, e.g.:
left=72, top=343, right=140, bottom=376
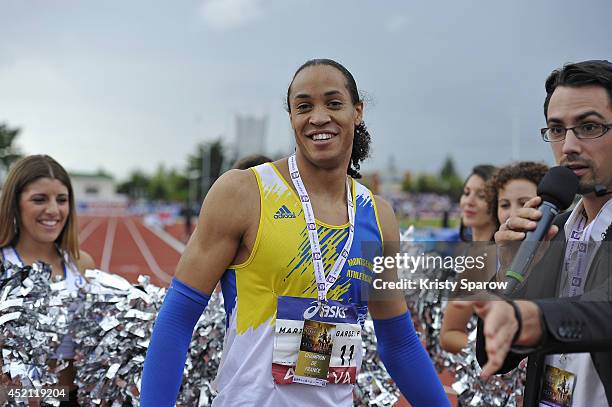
left=73, top=270, right=166, bottom=405
left=447, top=327, right=526, bottom=406
left=399, top=228, right=525, bottom=406
left=353, top=318, right=400, bottom=406
left=0, top=260, right=73, bottom=406
left=176, top=292, right=226, bottom=406
left=73, top=270, right=227, bottom=406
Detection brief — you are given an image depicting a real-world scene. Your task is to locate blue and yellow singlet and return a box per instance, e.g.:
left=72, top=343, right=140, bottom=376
left=213, top=162, right=383, bottom=406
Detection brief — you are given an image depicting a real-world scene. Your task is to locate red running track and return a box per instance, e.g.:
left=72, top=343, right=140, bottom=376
left=77, top=215, right=183, bottom=287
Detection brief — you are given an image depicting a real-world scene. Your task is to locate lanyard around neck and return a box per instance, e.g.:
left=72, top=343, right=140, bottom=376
left=288, top=154, right=355, bottom=302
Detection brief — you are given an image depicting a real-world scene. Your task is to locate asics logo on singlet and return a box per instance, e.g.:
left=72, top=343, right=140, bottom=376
left=303, top=301, right=347, bottom=320
left=274, top=205, right=296, bottom=219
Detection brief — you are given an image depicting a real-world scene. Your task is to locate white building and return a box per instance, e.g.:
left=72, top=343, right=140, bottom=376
left=379, top=154, right=403, bottom=195
left=235, top=115, right=267, bottom=158
left=70, top=172, right=127, bottom=214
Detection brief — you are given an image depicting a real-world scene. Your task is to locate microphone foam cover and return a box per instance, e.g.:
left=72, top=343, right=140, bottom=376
left=537, top=166, right=579, bottom=210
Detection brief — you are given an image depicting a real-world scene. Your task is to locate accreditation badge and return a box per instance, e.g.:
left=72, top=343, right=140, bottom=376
left=539, top=365, right=576, bottom=407
left=293, top=319, right=335, bottom=386
left=272, top=296, right=362, bottom=386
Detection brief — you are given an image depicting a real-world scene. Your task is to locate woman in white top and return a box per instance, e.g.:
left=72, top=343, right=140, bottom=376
left=0, top=154, right=95, bottom=406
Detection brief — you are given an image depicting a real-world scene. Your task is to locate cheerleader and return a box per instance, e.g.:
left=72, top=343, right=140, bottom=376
left=0, top=155, right=95, bottom=407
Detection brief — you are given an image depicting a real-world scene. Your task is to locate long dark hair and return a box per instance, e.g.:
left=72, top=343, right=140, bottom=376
left=459, top=164, right=498, bottom=242
left=286, top=59, right=371, bottom=178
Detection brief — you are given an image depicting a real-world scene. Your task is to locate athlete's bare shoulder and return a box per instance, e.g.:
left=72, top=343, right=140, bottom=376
left=176, top=168, right=260, bottom=292
left=213, top=167, right=258, bottom=194
left=204, top=168, right=259, bottom=225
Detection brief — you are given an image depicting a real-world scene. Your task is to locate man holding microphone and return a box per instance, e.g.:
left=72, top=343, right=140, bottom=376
left=465, top=60, right=612, bottom=406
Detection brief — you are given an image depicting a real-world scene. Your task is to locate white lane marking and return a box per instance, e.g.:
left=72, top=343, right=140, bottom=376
left=78, top=218, right=103, bottom=244
left=124, top=217, right=172, bottom=284
left=100, top=217, right=118, bottom=272
left=141, top=223, right=186, bottom=254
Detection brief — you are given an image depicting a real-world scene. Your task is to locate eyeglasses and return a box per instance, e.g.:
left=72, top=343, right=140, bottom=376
left=540, top=123, right=612, bottom=142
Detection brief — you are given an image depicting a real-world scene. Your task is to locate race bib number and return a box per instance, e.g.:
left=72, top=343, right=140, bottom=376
left=273, top=296, right=362, bottom=385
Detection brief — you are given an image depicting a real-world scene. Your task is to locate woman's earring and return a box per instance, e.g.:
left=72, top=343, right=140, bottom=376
left=13, top=217, right=18, bottom=234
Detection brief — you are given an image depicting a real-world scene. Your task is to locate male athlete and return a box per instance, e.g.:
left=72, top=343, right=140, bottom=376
left=141, top=59, right=448, bottom=406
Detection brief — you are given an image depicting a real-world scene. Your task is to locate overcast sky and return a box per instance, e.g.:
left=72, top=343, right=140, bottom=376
left=1, top=0, right=611, bottom=180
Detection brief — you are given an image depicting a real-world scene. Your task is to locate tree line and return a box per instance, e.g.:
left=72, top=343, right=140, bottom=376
left=117, top=140, right=227, bottom=203
left=401, top=156, right=465, bottom=201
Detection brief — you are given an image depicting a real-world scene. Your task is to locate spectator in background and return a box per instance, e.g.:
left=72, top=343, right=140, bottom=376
left=458, top=165, right=499, bottom=242
left=485, top=161, right=549, bottom=228
left=179, top=201, right=195, bottom=242
left=440, top=165, right=498, bottom=359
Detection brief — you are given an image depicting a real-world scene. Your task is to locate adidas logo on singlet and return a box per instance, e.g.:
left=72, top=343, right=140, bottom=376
left=274, top=205, right=296, bottom=219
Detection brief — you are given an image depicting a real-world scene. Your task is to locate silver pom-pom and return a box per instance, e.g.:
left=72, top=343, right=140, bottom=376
left=73, top=270, right=227, bottom=406
left=177, top=292, right=225, bottom=406
left=353, top=318, right=399, bottom=406
left=400, top=227, right=451, bottom=372
left=73, top=270, right=165, bottom=405
left=399, top=228, right=525, bottom=406
left=0, top=260, right=73, bottom=406
left=448, top=326, right=525, bottom=406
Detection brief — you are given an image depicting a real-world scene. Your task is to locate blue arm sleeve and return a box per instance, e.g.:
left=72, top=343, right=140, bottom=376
left=373, top=312, right=450, bottom=407
left=140, top=278, right=211, bottom=407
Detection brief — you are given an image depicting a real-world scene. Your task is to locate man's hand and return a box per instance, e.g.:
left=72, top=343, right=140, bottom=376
left=454, top=299, right=543, bottom=379
left=495, top=196, right=559, bottom=280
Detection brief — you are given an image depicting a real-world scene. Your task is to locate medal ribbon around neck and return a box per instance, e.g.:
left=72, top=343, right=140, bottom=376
left=288, top=154, right=355, bottom=302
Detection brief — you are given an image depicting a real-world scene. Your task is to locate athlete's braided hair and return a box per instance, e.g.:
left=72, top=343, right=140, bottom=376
left=286, top=59, right=371, bottom=179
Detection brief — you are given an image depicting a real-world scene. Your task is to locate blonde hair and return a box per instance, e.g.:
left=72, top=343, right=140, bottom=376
left=0, top=155, right=80, bottom=260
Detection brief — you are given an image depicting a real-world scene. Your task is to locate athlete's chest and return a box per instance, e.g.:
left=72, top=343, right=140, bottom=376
left=304, top=197, right=349, bottom=227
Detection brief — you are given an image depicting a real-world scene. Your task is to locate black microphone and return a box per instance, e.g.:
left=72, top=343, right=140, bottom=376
left=594, top=185, right=612, bottom=197
left=504, top=166, right=579, bottom=294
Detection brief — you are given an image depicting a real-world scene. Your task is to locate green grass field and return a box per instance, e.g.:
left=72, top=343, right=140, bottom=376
left=398, top=216, right=460, bottom=230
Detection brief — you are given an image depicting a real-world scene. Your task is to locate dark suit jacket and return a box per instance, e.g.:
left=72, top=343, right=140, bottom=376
left=476, top=212, right=612, bottom=406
